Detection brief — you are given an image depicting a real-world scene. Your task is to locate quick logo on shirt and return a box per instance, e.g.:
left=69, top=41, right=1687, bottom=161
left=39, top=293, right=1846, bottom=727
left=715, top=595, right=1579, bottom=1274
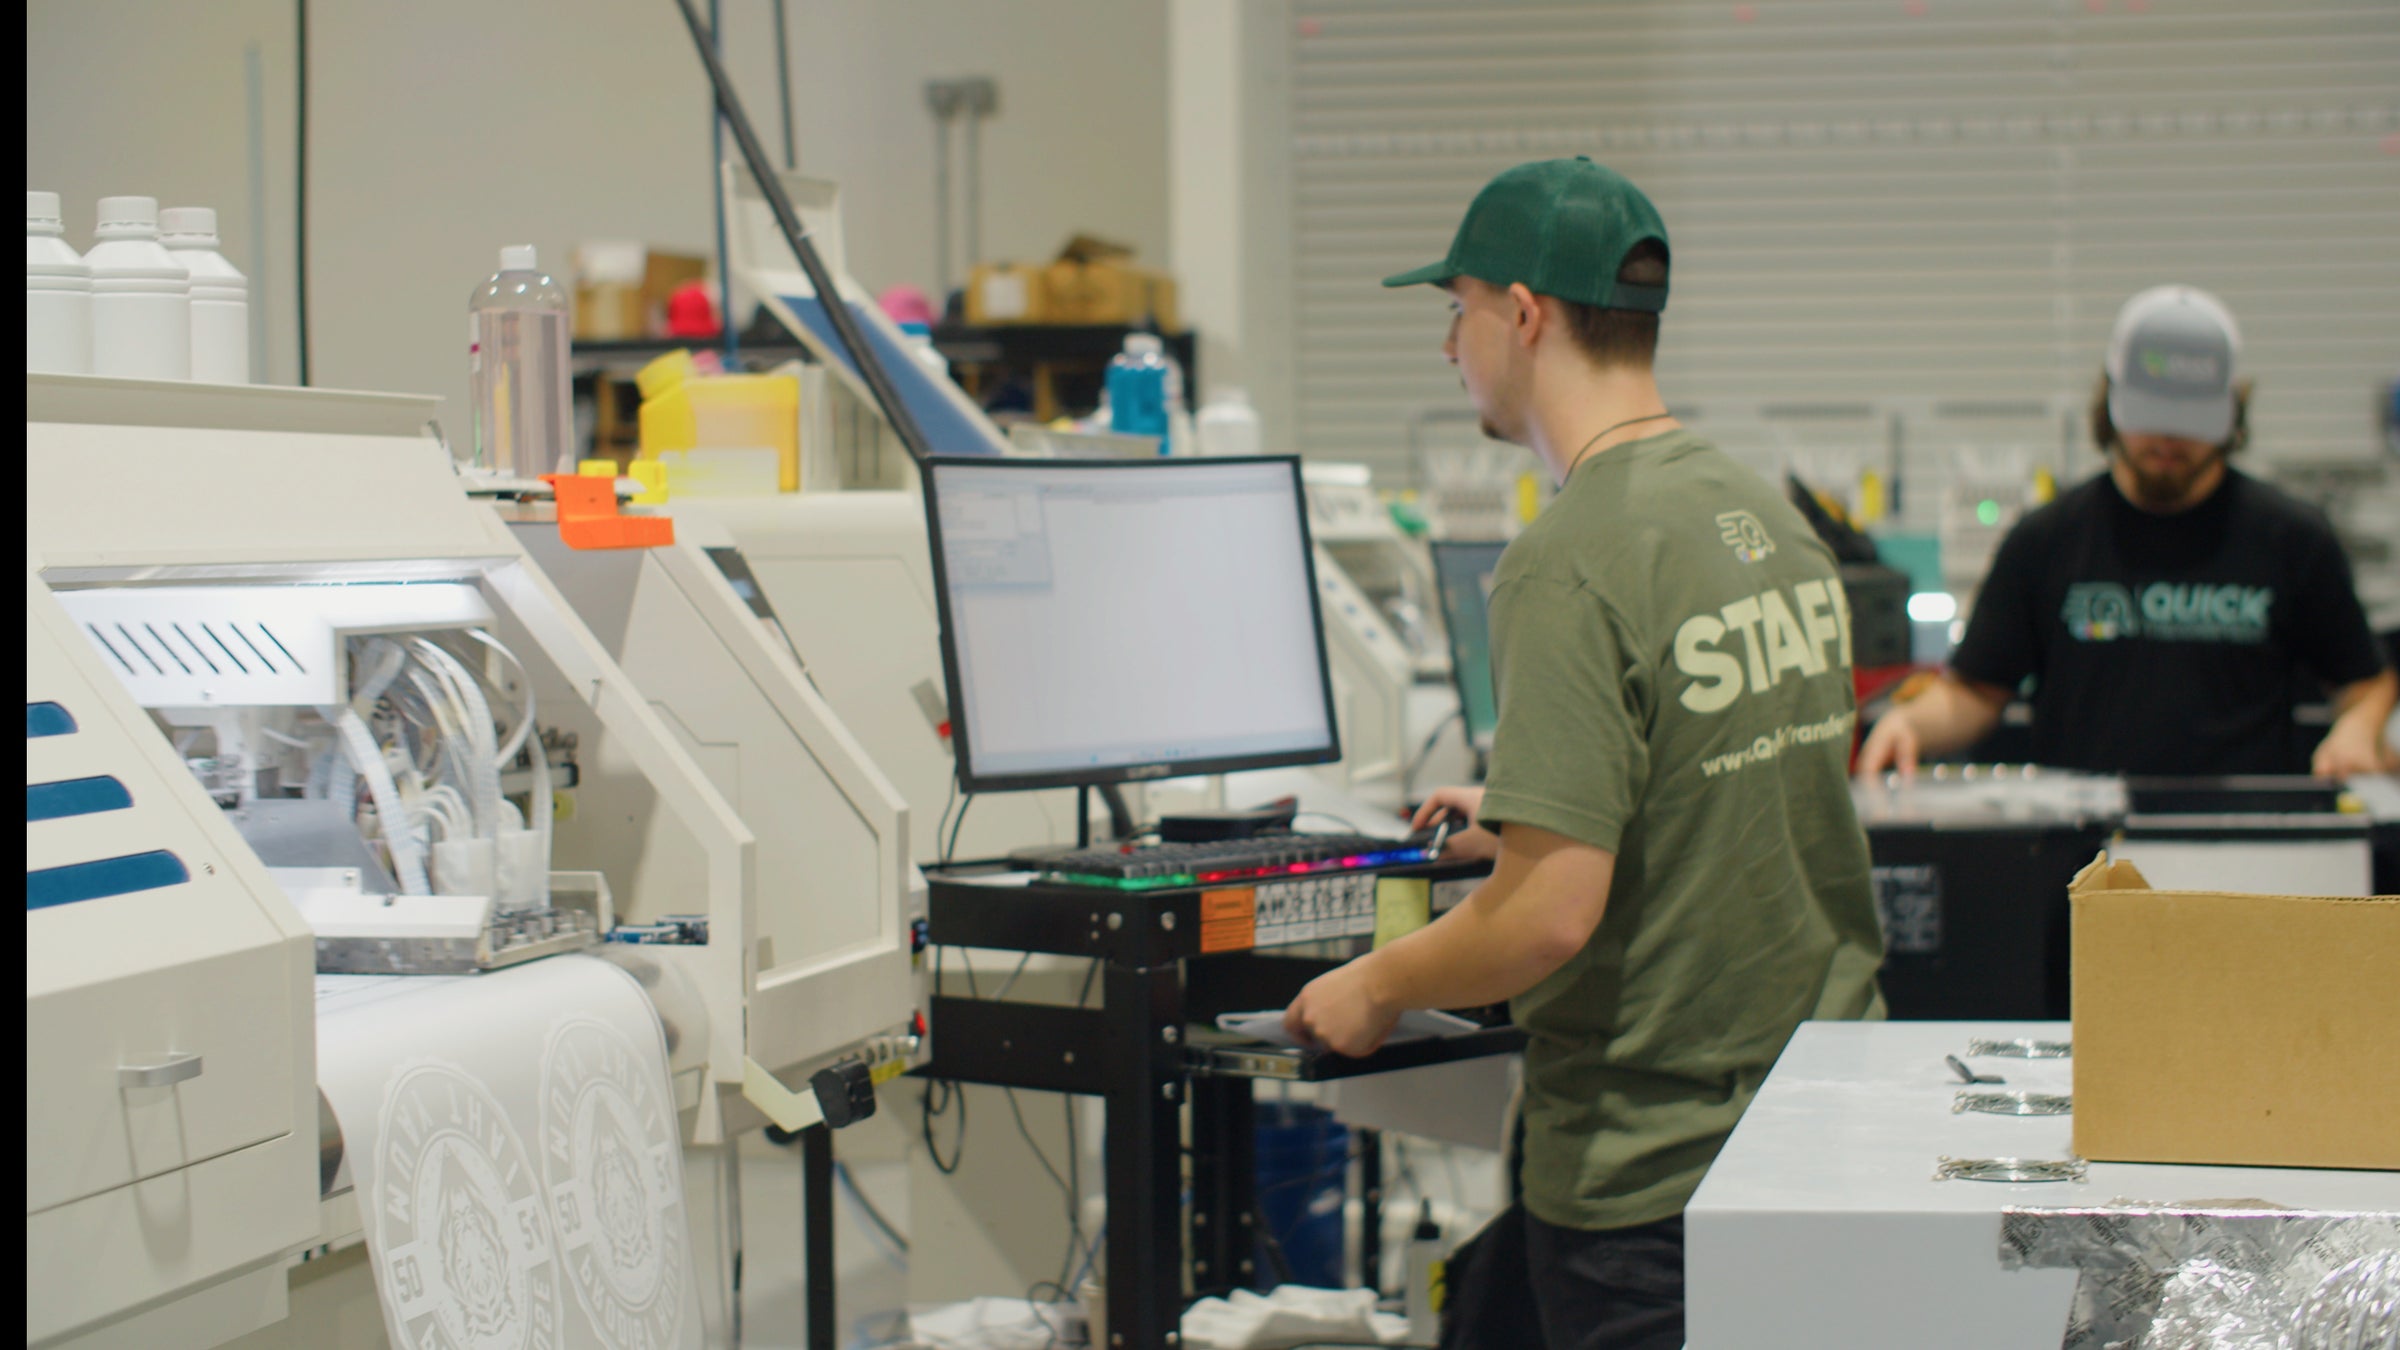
left=2061, top=582, right=2273, bottom=645
left=1673, top=580, right=1852, bottom=713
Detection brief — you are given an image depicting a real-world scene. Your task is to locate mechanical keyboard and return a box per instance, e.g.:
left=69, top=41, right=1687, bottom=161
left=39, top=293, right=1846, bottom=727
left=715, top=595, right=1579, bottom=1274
left=1024, top=830, right=1442, bottom=890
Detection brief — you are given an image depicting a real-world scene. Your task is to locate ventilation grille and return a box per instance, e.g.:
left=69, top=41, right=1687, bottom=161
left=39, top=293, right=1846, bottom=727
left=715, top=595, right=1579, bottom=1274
left=54, top=583, right=493, bottom=708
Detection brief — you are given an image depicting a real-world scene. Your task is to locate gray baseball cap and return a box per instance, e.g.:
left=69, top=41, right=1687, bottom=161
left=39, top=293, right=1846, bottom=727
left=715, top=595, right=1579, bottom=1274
left=2105, top=285, right=2241, bottom=444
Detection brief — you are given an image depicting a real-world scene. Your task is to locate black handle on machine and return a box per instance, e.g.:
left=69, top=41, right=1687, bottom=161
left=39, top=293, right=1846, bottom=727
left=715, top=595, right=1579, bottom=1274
left=668, top=0, right=935, bottom=465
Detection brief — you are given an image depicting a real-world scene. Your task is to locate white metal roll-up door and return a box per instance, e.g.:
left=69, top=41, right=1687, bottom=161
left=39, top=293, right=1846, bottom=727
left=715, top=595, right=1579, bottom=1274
left=1286, top=0, right=2400, bottom=505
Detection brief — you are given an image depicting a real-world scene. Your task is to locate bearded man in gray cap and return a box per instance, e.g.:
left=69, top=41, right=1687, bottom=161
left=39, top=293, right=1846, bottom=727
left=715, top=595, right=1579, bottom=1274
left=1859, top=285, right=2396, bottom=779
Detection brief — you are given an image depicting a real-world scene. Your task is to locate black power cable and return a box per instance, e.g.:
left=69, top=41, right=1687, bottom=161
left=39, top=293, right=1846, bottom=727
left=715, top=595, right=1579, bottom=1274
left=919, top=1077, right=965, bottom=1175
left=831, top=1159, right=908, bottom=1255
left=945, top=792, right=975, bottom=863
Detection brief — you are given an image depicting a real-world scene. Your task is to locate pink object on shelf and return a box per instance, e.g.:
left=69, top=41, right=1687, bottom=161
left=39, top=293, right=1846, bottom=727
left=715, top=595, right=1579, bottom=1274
left=877, top=284, right=937, bottom=328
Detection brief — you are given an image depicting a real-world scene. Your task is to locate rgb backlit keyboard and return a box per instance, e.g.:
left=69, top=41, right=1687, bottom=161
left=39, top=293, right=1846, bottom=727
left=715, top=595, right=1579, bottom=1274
left=1031, top=832, right=1439, bottom=889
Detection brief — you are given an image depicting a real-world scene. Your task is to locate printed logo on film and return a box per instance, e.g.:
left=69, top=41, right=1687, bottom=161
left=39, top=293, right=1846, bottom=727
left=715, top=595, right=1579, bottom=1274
left=541, top=1018, right=692, bottom=1350
left=375, top=1060, right=561, bottom=1350
left=1715, top=510, right=1775, bottom=563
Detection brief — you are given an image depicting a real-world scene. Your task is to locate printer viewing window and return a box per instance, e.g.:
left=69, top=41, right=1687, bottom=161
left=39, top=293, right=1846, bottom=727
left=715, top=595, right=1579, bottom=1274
left=922, top=456, right=1342, bottom=792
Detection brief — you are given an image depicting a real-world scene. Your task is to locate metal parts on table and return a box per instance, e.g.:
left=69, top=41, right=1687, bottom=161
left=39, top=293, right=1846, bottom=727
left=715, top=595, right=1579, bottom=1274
left=1965, top=1037, right=2072, bottom=1059
left=1947, top=1053, right=2006, bottom=1085
left=1952, top=1090, right=2072, bottom=1117
left=1934, top=1155, right=2089, bottom=1183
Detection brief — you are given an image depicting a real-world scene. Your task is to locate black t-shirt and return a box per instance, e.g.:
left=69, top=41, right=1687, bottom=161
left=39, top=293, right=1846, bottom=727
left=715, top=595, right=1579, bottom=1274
left=1948, top=468, right=2387, bottom=775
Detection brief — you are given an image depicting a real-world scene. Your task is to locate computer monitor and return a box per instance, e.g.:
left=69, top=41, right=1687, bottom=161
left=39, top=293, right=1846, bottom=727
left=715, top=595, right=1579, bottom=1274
left=1431, top=540, right=1510, bottom=756
left=921, top=455, right=1343, bottom=793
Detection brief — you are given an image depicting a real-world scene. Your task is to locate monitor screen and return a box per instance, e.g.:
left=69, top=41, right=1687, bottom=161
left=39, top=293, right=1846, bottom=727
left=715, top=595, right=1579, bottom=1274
left=1432, top=540, right=1510, bottom=753
left=922, top=456, right=1342, bottom=792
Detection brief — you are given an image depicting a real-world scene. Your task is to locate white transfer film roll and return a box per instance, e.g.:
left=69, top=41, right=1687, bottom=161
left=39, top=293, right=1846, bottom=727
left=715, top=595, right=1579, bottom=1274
left=317, top=955, right=704, bottom=1350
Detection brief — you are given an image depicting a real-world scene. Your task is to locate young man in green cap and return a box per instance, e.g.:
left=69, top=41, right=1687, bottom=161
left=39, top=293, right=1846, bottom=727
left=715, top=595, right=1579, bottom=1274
left=1282, top=158, right=1885, bottom=1350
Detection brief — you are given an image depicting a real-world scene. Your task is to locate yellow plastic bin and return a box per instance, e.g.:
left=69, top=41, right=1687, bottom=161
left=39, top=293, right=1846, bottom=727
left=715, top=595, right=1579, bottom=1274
left=635, top=349, right=802, bottom=493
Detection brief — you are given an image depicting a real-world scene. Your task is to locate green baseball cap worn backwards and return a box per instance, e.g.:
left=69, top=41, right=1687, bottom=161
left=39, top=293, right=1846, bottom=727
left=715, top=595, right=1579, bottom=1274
left=1383, top=156, right=1670, bottom=312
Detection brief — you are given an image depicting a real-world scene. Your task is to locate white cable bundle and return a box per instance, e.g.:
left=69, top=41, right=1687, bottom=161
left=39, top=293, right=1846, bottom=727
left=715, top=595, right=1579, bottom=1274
left=319, top=639, right=428, bottom=894
left=465, top=630, right=550, bottom=911
left=305, top=629, right=552, bottom=909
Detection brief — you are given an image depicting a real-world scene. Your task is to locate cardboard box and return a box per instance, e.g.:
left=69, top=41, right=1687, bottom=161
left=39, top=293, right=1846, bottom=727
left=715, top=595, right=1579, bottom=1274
left=640, top=252, right=709, bottom=334
left=966, top=235, right=1180, bottom=329
left=2069, top=856, right=2400, bottom=1171
left=965, top=262, right=1049, bottom=324
left=1042, top=259, right=1177, bottom=329
left=574, top=240, right=647, bottom=341
left=573, top=246, right=710, bottom=340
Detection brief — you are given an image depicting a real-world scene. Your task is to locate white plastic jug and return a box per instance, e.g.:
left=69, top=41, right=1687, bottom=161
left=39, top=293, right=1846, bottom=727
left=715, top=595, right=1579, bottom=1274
left=86, top=195, right=191, bottom=379
left=25, top=191, right=91, bottom=374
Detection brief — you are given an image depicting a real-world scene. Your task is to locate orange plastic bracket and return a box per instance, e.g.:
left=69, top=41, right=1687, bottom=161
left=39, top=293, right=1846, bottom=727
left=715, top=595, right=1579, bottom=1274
left=539, top=474, right=675, bottom=550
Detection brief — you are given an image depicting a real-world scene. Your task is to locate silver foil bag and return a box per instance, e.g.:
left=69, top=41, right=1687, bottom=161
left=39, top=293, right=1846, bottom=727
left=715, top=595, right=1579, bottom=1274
left=1998, top=1202, right=2400, bottom=1350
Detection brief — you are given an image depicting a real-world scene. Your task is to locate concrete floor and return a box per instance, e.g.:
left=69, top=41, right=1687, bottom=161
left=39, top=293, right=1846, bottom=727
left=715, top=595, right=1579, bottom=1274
left=689, top=1127, right=918, bottom=1350
left=700, top=1096, right=1509, bottom=1350
left=224, top=1087, right=1505, bottom=1350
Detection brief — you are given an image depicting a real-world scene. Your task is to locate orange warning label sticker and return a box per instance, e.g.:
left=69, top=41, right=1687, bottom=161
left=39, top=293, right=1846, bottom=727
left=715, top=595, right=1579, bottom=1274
left=1198, top=888, right=1257, bottom=954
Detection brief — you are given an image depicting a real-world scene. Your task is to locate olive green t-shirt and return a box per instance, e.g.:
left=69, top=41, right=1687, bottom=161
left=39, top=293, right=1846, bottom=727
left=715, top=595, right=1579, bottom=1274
left=1477, top=429, right=1886, bottom=1232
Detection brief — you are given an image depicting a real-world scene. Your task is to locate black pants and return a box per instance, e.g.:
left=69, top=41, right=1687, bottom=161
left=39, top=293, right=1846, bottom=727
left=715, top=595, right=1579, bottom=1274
left=1525, top=1209, right=1686, bottom=1350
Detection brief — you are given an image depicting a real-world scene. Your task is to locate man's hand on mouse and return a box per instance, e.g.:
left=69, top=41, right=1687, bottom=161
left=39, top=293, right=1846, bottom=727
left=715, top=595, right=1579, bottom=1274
left=1411, top=786, right=1499, bottom=862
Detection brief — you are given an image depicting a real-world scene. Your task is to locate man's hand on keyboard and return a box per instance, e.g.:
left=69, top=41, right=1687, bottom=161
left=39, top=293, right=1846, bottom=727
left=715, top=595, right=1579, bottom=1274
left=1283, top=960, right=1401, bottom=1058
left=1412, top=786, right=1498, bottom=863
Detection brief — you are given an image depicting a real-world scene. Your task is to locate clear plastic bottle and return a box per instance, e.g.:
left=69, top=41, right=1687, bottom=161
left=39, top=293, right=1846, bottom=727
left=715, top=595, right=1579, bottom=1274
left=1107, top=331, right=1171, bottom=453
left=470, top=244, right=573, bottom=476
left=1152, top=338, right=1192, bottom=455
left=160, top=207, right=249, bottom=384
left=26, top=191, right=91, bottom=374
left=1196, top=386, right=1263, bottom=458
left=86, top=196, right=191, bottom=379
left=1404, top=1200, right=1445, bottom=1343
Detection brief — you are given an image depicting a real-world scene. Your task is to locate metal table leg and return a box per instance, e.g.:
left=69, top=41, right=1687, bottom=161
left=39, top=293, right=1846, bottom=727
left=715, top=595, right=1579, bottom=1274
left=802, top=1123, right=836, bottom=1350
left=1189, top=1075, right=1256, bottom=1296
left=722, top=1121, right=745, bottom=1348
left=1357, top=1128, right=1384, bottom=1295
left=1101, top=961, right=1187, bottom=1348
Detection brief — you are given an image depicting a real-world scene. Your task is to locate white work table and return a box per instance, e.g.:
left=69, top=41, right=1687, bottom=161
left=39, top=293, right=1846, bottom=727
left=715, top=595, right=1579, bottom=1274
left=1686, top=1020, right=2398, bottom=1350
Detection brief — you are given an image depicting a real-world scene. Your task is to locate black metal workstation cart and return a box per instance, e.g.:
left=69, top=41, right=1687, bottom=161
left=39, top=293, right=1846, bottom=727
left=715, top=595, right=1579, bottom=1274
left=922, top=855, right=1519, bottom=1349
left=907, top=452, right=1525, bottom=1349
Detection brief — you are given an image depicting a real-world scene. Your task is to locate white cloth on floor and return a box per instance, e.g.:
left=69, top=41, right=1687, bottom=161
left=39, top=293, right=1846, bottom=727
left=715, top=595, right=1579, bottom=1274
left=906, top=1296, right=1083, bottom=1349
left=1179, top=1286, right=1410, bottom=1349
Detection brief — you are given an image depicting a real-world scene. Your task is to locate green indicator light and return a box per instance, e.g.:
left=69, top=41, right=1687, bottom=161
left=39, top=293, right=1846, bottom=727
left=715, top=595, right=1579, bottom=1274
left=1049, top=873, right=1193, bottom=891
left=1976, top=499, right=2001, bottom=526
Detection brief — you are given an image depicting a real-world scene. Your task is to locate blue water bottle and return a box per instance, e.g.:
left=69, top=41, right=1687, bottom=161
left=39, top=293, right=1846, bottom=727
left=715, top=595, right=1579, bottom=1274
left=1107, top=332, right=1171, bottom=453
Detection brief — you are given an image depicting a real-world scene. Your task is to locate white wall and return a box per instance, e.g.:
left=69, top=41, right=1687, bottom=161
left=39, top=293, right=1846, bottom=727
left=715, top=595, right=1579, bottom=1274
left=1169, top=0, right=1298, bottom=434
left=27, top=0, right=1168, bottom=427
left=26, top=1, right=304, bottom=387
